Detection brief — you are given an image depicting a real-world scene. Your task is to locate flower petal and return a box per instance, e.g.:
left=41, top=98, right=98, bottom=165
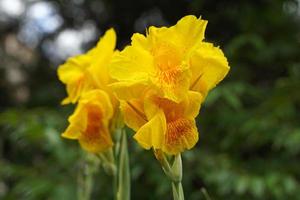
left=109, top=45, right=155, bottom=82
left=163, top=118, right=199, bottom=155
left=120, top=100, right=147, bottom=131
left=133, top=110, right=166, bottom=150
left=61, top=104, right=87, bottom=139
left=131, top=33, right=150, bottom=51
left=183, top=91, right=203, bottom=118
left=109, top=80, right=149, bottom=100
left=190, top=42, right=230, bottom=97
left=153, top=66, right=191, bottom=103
left=79, top=124, right=113, bottom=153
left=80, top=90, right=114, bottom=120
left=89, top=28, right=117, bottom=87
left=57, top=54, right=89, bottom=84
left=172, top=15, right=207, bottom=55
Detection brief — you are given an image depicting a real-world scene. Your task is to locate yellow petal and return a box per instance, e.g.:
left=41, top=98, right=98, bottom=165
left=133, top=110, right=166, bottom=150
left=77, top=100, right=113, bottom=153
left=57, top=53, right=93, bottom=104
left=61, top=89, right=114, bottom=153
left=57, top=54, right=89, bottom=84
left=61, top=124, right=81, bottom=139
left=147, top=15, right=207, bottom=58
left=142, top=93, right=201, bottom=154
left=62, top=104, right=87, bottom=139
left=79, top=124, right=113, bottom=153
left=163, top=118, right=199, bottom=155
left=80, top=90, right=113, bottom=120
left=89, top=28, right=117, bottom=87
left=144, top=94, right=184, bottom=122
left=183, top=91, right=203, bottom=118
left=109, top=80, right=149, bottom=100
left=120, top=100, right=147, bottom=131
left=190, top=42, right=230, bottom=97
left=172, top=15, right=207, bottom=56
left=109, top=45, right=155, bottom=81
left=95, top=28, right=116, bottom=55
left=131, top=33, right=150, bottom=51
left=153, top=66, right=191, bottom=103
left=58, top=28, right=117, bottom=104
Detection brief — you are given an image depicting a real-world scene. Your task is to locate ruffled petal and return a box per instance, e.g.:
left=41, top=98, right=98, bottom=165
left=89, top=28, right=117, bottom=87
left=61, top=104, right=87, bottom=139
left=148, top=15, right=207, bottom=58
left=131, top=33, right=150, bottom=51
left=172, top=15, right=207, bottom=56
left=61, top=90, right=114, bottom=153
left=57, top=54, right=89, bottom=84
left=109, top=46, right=155, bottom=82
left=190, top=42, right=230, bottom=97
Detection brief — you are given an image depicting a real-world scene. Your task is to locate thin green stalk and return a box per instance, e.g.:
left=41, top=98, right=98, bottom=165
left=116, top=130, right=130, bottom=200
left=172, top=181, right=184, bottom=200
left=77, top=161, right=94, bottom=200
left=201, top=188, right=212, bottom=200
left=156, top=152, right=185, bottom=200
left=171, top=154, right=184, bottom=200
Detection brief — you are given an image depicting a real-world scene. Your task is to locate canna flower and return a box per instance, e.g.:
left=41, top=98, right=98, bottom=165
left=121, top=91, right=202, bottom=155
left=58, top=28, right=116, bottom=104
left=109, top=15, right=229, bottom=103
left=62, top=90, right=114, bottom=153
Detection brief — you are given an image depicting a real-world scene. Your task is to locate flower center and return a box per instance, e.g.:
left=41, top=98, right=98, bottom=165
left=83, top=104, right=103, bottom=141
left=152, top=96, right=183, bottom=122
left=153, top=42, right=181, bottom=71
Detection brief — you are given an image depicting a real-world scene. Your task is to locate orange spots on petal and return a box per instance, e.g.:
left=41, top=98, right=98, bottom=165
left=83, top=104, right=103, bottom=140
left=164, top=118, right=197, bottom=154
left=151, top=96, right=184, bottom=122
left=157, top=68, right=182, bottom=85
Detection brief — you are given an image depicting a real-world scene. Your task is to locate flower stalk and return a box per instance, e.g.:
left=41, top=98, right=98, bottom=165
left=96, top=129, right=131, bottom=200
left=116, top=130, right=130, bottom=200
left=78, top=154, right=100, bottom=200
left=155, top=151, right=185, bottom=200
left=77, top=162, right=94, bottom=200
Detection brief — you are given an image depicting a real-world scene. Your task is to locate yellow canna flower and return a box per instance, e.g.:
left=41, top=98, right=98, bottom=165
left=109, top=15, right=229, bottom=103
left=62, top=90, right=114, bottom=153
left=58, top=28, right=116, bottom=104
left=121, top=91, right=203, bottom=155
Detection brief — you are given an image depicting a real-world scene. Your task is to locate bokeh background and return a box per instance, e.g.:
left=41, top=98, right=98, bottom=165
left=1, top=0, right=300, bottom=199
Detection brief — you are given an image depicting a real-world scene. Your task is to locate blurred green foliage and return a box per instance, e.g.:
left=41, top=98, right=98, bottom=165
left=1, top=0, right=300, bottom=199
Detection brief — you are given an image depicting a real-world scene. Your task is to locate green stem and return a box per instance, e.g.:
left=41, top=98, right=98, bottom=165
left=172, top=181, right=185, bottom=200
left=156, top=152, right=185, bottom=200
left=201, top=188, right=212, bottom=200
left=116, top=130, right=130, bottom=200
left=77, top=161, right=94, bottom=200
left=171, top=154, right=184, bottom=200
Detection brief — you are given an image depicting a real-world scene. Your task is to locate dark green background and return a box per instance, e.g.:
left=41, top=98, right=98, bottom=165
left=1, top=0, right=300, bottom=199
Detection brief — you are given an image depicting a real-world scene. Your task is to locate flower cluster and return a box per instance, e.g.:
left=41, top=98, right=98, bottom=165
left=58, top=15, right=230, bottom=155
left=58, top=29, right=118, bottom=153
left=110, top=15, right=230, bottom=155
